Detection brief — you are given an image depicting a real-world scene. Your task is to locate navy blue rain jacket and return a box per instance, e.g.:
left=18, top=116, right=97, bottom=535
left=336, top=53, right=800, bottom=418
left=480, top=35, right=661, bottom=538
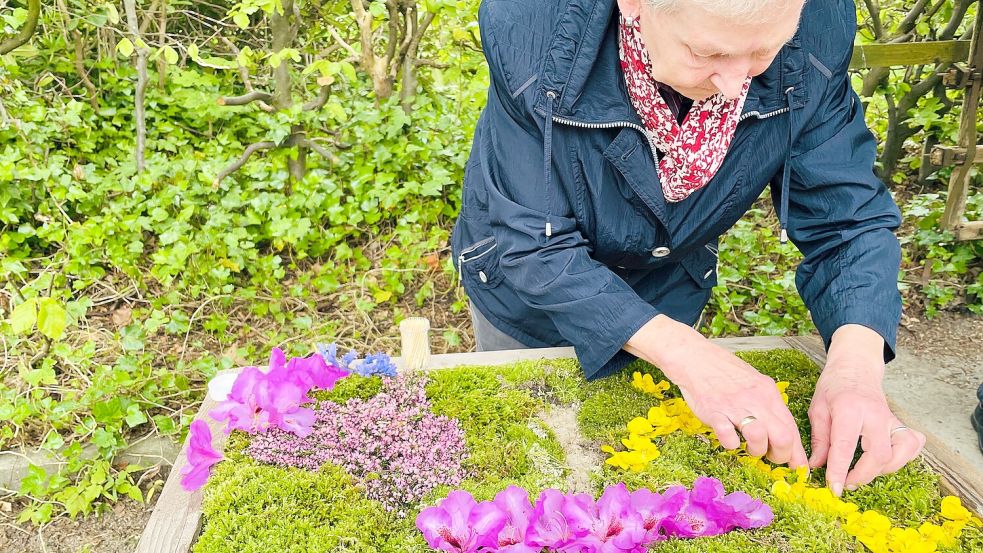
left=451, top=0, right=903, bottom=379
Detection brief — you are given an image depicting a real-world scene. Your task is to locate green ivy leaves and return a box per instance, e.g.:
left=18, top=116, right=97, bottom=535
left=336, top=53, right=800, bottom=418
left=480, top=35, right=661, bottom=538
left=9, top=297, right=68, bottom=341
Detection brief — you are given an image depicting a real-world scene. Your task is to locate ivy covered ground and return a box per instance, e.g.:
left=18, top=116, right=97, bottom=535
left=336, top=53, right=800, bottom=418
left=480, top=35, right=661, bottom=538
left=192, top=350, right=982, bottom=553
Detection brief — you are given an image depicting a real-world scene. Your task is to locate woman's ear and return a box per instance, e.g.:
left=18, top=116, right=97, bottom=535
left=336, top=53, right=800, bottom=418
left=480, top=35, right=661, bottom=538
left=616, top=0, right=644, bottom=19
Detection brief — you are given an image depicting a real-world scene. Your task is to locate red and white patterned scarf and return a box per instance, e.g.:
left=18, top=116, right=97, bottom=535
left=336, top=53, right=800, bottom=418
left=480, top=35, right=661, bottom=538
left=618, top=15, right=751, bottom=202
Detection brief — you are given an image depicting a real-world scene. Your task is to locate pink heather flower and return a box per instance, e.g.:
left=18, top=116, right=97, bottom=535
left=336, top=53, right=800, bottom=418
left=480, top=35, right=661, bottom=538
left=247, top=374, right=468, bottom=511
left=180, top=420, right=223, bottom=492
left=492, top=486, right=539, bottom=553
left=416, top=491, right=507, bottom=553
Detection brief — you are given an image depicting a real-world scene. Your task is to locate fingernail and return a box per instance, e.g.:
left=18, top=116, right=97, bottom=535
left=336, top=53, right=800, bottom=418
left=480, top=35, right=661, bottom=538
left=831, top=483, right=843, bottom=497
left=846, top=484, right=857, bottom=492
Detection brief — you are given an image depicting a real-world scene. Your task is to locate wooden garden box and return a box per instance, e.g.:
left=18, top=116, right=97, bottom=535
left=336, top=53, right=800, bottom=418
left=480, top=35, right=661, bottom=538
left=134, top=336, right=983, bottom=553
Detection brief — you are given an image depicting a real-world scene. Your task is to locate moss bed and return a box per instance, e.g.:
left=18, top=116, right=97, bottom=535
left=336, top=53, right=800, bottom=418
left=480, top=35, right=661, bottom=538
left=192, top=350, right=983, bottom=552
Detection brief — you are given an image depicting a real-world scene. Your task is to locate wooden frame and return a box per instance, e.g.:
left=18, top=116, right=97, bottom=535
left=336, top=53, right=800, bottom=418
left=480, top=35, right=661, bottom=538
left=135, top=336, right=983, bottom=553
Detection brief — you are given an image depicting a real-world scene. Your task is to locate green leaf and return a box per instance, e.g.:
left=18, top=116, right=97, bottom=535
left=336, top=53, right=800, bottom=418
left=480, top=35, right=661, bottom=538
left=187, top=43, right=199, bottom=59
left=104, top=3, right=120, bottom=25
left=233, top=12, right=250, bottom=29
left=153, top=415, right=177, bottom=435
left=125, top=404, right=148, bottom=428
left=162, top=45, right=179, bottom=65
left=116, top=37, right=134, bottom=57
left=23, top=366, right=57, bottom=387
left=9, top=298, right=37, bottom=334
left=37, top=298, right=68, bottom=340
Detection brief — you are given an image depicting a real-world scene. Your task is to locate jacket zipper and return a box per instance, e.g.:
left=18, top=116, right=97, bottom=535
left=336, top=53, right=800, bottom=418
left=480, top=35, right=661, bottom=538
left=540, top=105, right=791, bottom=165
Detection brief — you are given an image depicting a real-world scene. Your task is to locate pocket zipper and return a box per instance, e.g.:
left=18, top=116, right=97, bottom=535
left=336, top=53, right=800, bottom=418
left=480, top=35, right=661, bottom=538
left=457, top=237, right=497, bottom=273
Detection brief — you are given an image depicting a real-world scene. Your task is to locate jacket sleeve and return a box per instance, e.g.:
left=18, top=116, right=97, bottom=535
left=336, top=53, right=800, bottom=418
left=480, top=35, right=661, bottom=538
left=784, top=25, right=903, bottom=362
left=476, top=11, right=660, bottom=378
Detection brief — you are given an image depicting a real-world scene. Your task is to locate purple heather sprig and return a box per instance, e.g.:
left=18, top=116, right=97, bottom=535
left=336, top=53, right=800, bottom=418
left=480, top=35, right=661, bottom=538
left=415, top=477, right=774, bottom=552
left=247, top=374, right=468, bottom=512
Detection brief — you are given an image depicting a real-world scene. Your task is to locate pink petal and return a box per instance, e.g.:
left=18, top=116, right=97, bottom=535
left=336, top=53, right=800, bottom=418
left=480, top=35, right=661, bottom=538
left=416, top=505, right=454, bottom=548
left=468, top=501, right=508, bottom=548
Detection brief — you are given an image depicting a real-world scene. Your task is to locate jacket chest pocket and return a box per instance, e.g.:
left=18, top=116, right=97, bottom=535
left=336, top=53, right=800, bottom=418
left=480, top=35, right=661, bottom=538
left=572, top=146, right=668, bottom=267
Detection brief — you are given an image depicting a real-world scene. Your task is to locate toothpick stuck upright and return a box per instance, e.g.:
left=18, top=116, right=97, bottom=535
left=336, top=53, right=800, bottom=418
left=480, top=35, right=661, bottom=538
left=399, top=317, right=431, bottom=371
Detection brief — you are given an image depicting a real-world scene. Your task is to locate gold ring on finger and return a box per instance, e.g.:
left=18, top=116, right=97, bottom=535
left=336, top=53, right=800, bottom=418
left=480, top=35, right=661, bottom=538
left=738, top=415, right=759, bottom=432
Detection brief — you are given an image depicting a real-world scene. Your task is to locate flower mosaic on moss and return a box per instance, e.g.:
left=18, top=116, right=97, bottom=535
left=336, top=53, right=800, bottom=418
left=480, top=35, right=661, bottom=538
left=189, top=350, right=983, bottom=552
left=588, top=350, right=983, bottom=553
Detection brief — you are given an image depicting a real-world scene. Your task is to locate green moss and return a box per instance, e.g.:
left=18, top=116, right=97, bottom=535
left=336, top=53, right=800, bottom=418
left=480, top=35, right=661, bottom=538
left=193, top=460, right=427, bottom=553
left=310, top=374, right=383, bottom=404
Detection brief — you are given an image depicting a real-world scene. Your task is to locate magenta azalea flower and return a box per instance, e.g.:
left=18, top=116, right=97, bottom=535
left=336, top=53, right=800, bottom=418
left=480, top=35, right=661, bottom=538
left=416, top=491, right=507, bottom=553
left=525, top=489, right=578, bottom=549
left=623, top=487, right=685, bottom=545
left=209, top=366, right=276, bottom=434
left=209, top=348, right=347, bottom=437
left=562, top=484, right=648, bottom=552
left=492, top=486, right=538, bottom=552
left=662, top=477, right=773, bottom=538
left=180, top=420, right=223, bottom=492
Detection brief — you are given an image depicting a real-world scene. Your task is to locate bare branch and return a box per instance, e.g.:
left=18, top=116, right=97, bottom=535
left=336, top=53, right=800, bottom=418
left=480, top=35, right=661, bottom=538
left=72, top=32, right=99, bottom=108
left=303, top=138, right=339, bottom=164
left=327, top=26, right=359, bottom=59
left=218, top=90, right=275, bottom=107
left=0, top=0, right=41, bottom=55
left=897, top=0, right=930, bottom=35
left=862, top=0, right=884, bottom=40
left=415, top=58, right=449, bottom=69
left=213, top=141, right=276, bottom=187
left=940, top=0, right=974, bottom=41
left=123, top=0, right=149, bottom=172
left=303, top=86, right=331, bottom=111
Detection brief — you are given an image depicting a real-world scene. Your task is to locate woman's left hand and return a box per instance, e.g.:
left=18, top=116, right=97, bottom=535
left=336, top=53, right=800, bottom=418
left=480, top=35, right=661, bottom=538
left=807, top=325, right=926, bottom=496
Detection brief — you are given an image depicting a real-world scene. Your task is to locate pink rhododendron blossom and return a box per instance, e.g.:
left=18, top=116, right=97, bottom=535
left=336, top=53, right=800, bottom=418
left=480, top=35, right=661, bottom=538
left=208, top=348, right=348, bottom=437
left=492, top=486, right=539, bottom=553
left=419, top=479, right=774, bottom=551
left=179, top=420, right=223, bottom=492
left=416, top=490, right=507, bottom=553
left=662, top=476, right=773, bottom=538
left=525, top=489, right=578, bottom=549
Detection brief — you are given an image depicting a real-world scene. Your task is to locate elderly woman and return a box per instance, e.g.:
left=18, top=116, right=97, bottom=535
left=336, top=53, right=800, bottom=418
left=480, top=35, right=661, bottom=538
left=451, top=0, right=926, bottom=495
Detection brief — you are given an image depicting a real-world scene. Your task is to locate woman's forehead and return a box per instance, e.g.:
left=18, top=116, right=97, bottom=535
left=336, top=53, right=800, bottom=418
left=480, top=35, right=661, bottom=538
left=658, top=0, right=803, bottom=55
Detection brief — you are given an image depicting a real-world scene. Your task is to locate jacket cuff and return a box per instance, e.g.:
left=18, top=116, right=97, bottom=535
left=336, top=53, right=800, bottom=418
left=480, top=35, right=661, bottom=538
left=813, top=305, right=900, bottom=364
left=574, top=302, right=661, bottom=380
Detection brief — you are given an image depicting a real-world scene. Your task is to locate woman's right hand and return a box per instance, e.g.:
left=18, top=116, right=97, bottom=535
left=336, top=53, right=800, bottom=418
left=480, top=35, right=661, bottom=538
left=625, top=315, right=809, bottom=468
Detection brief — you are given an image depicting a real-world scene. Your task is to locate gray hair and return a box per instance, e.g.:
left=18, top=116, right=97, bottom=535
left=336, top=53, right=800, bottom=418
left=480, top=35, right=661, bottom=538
left=644, top=0, right=797, bottom=22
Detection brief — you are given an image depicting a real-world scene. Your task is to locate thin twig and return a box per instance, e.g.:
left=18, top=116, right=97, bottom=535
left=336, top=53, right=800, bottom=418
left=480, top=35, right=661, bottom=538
left=212, top=141, right=276, bottom=187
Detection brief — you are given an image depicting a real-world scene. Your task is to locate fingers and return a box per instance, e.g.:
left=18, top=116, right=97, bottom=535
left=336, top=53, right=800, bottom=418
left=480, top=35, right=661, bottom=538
left=808, top=404, right=832, bottom=469
left=880, top=426, right=926, bottom=475
left=708, top=412, right=742, bottom=450
left=824, top=410, right=863, bottom=496
left=739, top=417, right=769, bottom=458
left=763, top=406, right=805, bottom=467
left=845, top=419, right=893, bottom=490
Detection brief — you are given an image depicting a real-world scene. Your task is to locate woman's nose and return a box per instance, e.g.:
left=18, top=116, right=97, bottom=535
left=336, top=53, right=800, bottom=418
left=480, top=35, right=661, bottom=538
left=710, top=57, right=755, bottom=99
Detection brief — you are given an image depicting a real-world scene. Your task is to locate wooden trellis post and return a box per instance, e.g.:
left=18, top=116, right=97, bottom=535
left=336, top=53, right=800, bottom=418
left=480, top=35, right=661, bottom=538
left=935, top=6, right=983, bottom=241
